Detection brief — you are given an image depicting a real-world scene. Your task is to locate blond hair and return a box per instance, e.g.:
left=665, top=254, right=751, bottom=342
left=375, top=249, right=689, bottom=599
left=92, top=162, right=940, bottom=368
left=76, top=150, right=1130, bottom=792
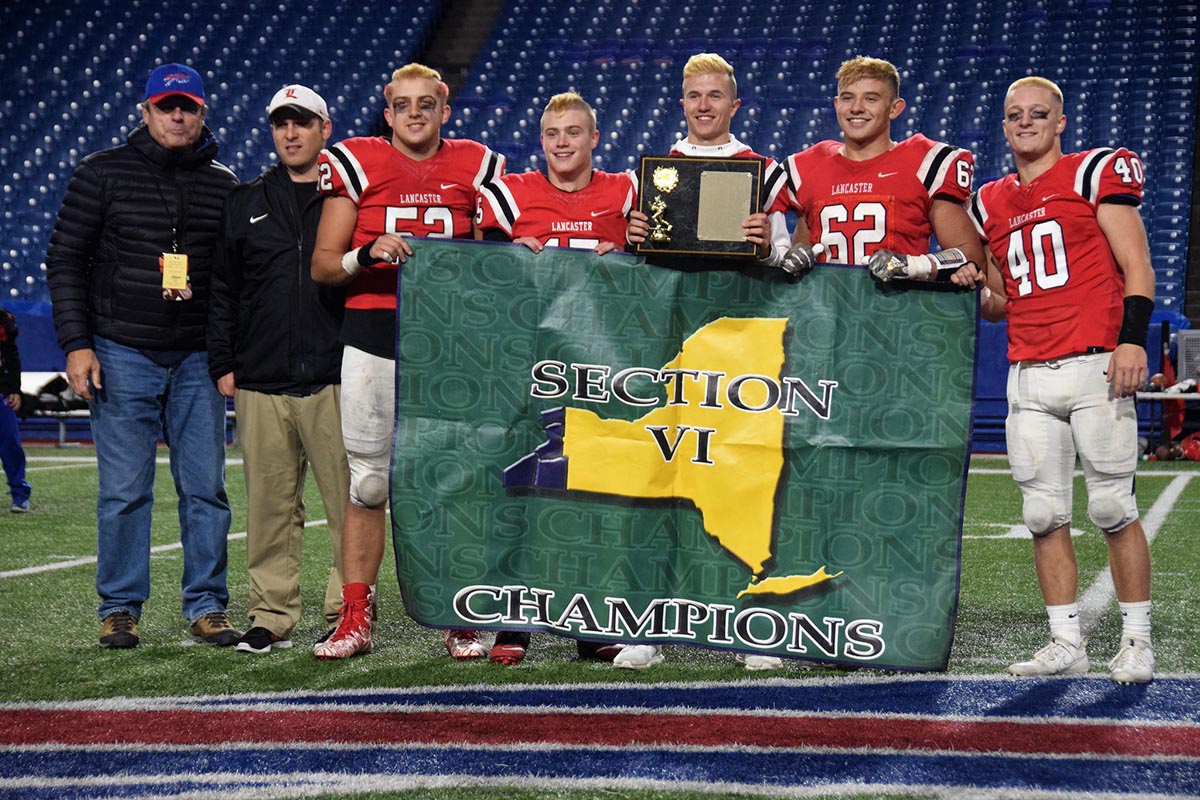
left=836, top=56, right=900, bottom=98
left=542, top=91, right=596, bottom=130
left=384, top=63, right=449, bottom=103
left=1005, top=76, right=1064, bottom=110
left=682, top=53, right=737, bottom=98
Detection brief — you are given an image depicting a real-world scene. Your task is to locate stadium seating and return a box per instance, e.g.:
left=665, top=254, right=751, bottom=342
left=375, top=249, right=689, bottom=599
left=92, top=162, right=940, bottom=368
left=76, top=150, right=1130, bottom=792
left=450, top=0, right=1196, bottom=309
left=0, top=0, right=440, bottom=300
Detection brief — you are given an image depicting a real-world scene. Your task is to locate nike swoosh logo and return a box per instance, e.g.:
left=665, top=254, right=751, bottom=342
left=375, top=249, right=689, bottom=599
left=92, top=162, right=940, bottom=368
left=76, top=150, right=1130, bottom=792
left=440, top=183, right=457, bottom=190
left=250, top=214, right=268, bottom=224
left=877, top=172, right=897, bottom=178
left=590, top=210, right=606, bottom=217
left=1041, top=194, right=1059, bottom=202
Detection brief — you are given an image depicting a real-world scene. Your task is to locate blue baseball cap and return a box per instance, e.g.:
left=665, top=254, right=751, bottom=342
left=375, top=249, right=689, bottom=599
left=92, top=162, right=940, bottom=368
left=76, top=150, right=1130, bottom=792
left=145, top=63, right=205, bottom=106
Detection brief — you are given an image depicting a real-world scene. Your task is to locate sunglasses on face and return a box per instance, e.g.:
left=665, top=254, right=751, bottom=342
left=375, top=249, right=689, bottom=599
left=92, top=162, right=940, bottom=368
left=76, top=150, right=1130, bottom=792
left=153, top=97, right=202, bottom=115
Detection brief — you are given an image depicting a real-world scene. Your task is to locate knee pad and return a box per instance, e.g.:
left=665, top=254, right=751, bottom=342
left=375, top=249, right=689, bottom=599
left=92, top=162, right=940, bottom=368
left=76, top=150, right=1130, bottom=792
left=348, top=451, right=390, bottom=509
left=1088, top=491, right=1137, bottom=534
left=352, top=473, right=388, bottom=508
left=1022, top=495, right=1070, bottom=537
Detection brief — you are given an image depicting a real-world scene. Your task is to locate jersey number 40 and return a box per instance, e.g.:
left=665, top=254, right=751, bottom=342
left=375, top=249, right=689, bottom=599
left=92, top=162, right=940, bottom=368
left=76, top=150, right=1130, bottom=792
left=1005, top=219, right=1068, bottom=296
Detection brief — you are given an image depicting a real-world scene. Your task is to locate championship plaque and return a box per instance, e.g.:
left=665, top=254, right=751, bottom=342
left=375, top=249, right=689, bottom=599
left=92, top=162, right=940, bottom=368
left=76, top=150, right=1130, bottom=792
left=636, top=156, right=763, bottom=259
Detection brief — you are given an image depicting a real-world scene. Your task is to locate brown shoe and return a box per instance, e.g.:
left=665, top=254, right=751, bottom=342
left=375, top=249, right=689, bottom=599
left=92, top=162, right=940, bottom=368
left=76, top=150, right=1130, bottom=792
left=99, top=611, right=139, bottom=649
left=190, top=611, right=242, bottom=646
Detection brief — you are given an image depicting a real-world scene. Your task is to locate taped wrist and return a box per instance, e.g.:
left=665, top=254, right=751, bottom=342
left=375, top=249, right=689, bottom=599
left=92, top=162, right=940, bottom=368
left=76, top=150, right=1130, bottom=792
left=926, top=248, right=969, bottom=282
left=1117, top=295, right=1154, bottom=348
left=340, top=237, right=380, bottom=277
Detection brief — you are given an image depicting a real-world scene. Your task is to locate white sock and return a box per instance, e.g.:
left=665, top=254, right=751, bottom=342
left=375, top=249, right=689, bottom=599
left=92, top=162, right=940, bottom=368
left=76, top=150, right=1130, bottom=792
left=1118, top=600, right=1152, bottom=643
left=1047, top=603, right=1082, bottom=646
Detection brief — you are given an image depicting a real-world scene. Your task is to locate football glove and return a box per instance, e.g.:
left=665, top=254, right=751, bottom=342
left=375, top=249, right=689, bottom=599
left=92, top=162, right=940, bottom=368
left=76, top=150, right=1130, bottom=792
left=779, top=242, right=825, bottom=278
left=867, top=248, right=970, bottom=282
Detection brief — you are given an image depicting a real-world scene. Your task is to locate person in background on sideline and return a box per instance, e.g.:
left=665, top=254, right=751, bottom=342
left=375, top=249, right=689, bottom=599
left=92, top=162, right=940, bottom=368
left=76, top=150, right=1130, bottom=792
left=0, top=305, right=31, bottom=513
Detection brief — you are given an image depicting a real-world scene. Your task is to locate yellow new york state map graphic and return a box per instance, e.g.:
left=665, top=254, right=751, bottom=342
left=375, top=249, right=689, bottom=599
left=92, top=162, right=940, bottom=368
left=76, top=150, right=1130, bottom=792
left=532, top=317, right=841, bottom=598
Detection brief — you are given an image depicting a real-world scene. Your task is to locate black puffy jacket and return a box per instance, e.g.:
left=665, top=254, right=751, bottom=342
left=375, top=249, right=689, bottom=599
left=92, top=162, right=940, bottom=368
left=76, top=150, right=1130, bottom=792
left=45, top=124, right=238, bottom=352
left=207, top=164, right=344, bottom=395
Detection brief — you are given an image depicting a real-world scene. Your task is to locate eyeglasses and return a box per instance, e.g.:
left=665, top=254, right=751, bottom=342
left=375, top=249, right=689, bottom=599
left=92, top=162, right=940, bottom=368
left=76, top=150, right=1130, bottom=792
left=153, top=97, right=202, bottom=115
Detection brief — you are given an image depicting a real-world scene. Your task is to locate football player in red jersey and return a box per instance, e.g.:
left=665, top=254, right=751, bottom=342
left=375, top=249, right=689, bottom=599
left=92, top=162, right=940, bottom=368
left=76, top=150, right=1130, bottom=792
left=966, top=77, right=1156, bottom=684
left=621, top=55, right=801, bottom=672
left=309, top=63, right=505, bottom=662
left=476, top=92, right=636, bottom=665
left=626, top=53, right=796, bottom=271
left=477, top=92, right=635, bottom=255
left=782, top=56, right=986, bottom=281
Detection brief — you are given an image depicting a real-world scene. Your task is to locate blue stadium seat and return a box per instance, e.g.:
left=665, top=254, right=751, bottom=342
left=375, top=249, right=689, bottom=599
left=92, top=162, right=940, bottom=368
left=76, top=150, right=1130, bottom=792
left=0, top=0, right=1194, bottom=312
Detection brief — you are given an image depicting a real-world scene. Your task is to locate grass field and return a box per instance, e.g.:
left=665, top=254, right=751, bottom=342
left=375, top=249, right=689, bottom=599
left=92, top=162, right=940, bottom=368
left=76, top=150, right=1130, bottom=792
left=3, top=445, right=1197, bottom=699
left=1, top=445, right=1197, bottom=800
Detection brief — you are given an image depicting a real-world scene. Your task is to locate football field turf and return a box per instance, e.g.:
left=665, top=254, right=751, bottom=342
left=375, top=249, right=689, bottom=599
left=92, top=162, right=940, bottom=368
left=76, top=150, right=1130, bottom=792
left=1, top=446, right=1197, bottom=799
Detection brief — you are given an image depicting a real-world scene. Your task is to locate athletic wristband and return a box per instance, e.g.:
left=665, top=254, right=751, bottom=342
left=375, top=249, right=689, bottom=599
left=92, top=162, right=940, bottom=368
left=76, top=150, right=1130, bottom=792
left=340, top=237, right=380, bottom=278
left=1116, top=295, right=1154, bottom=348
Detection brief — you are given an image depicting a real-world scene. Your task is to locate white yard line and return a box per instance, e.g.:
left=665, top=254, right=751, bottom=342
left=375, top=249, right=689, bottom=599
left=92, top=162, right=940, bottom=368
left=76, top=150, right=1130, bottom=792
left=0, top=521, right=326, bottom=580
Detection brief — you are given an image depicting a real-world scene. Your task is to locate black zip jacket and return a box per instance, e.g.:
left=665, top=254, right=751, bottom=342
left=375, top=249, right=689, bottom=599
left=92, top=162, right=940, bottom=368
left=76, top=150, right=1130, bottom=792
left=207, top=163, right=344, bottom=395
left=45, top=124, right=238, bottom=352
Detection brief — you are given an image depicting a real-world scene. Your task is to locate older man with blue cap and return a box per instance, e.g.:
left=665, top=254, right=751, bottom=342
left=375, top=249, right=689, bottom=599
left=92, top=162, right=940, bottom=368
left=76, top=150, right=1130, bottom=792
left=45, top=62, right=242, bottom=649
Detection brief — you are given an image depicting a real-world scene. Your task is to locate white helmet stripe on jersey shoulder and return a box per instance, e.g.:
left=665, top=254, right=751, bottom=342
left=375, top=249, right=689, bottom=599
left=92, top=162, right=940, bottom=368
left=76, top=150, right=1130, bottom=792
left=473, top=148, right=505, bottom=189
left=325, top=143, right=369, bottom=204
left=761, top=159, right=786, bottom=212
left=917, top=143, right=965, bottom=196
left=1073, top=148, right=1117, bottom=204
left=965, top=190, right=988, bottom=237
left=478, top=180, right=516, bottom=235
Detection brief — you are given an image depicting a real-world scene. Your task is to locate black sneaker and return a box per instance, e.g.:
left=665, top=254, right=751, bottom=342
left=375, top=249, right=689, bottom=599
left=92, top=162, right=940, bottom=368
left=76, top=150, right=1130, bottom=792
left=235, top=626, right=293, bottom=654
left=99, top=611, right=139, bottom=648
left=577, top=640, right=626, bottom=662
left=190, top=611, right=243, bottom=646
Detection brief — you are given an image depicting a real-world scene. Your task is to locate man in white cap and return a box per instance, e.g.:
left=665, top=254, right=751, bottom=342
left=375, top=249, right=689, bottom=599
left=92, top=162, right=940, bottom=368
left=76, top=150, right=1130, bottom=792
left=208, top=85, right=351, bottom=654
left=46, top=62, right=241, bottom=648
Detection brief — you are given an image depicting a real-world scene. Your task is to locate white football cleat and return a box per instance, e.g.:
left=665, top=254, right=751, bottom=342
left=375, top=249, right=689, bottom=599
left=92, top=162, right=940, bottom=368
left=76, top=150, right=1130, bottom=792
left=737, top=653, right=784, bottom=671
left=1108, top=638, right=1154, bottom=684
left=444, top=629, right=489, bottom=660
left=1008, top=636, right=1089, bottom=676
left=613, top=644, right=664, bottom=670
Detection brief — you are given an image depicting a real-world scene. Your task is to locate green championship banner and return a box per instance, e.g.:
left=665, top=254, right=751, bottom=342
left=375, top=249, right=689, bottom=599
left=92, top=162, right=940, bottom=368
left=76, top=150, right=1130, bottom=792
left=391, top=240, right=977, bottom=670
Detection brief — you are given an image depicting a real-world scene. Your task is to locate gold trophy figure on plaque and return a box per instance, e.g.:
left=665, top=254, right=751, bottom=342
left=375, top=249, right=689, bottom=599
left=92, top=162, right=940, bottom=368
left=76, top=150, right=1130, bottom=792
left=649, top=196, right=672, bottom=242
left=648, top=166, right=679, bottom=243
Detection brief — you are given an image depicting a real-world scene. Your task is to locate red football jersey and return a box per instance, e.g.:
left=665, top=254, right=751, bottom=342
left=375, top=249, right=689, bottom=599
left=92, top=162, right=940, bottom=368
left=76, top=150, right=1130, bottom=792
left=317, top=136, right=505, bottom=310
left=967, top=147, right=1145, bottom=363
left=783, top=134, right=974, bottom=263
left=668, top=137, right=790, bottom=216
left=476, top=169, right=636, bottom=248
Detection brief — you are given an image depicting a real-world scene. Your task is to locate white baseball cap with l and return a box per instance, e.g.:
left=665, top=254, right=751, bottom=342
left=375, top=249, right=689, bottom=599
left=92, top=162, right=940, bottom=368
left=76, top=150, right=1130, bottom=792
left=267, top=85, right=329, bottom=121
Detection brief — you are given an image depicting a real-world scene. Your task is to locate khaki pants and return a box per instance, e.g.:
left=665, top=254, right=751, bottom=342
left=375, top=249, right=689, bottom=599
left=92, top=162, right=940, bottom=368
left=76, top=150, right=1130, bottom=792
left=235, top=385, right=348, bottom=637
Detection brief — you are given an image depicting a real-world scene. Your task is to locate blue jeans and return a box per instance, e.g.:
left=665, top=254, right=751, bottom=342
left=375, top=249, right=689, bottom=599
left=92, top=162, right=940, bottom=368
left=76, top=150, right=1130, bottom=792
left=0, top=397, right=29, bottom=505
left=90, top=336, right=231, bottom=623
